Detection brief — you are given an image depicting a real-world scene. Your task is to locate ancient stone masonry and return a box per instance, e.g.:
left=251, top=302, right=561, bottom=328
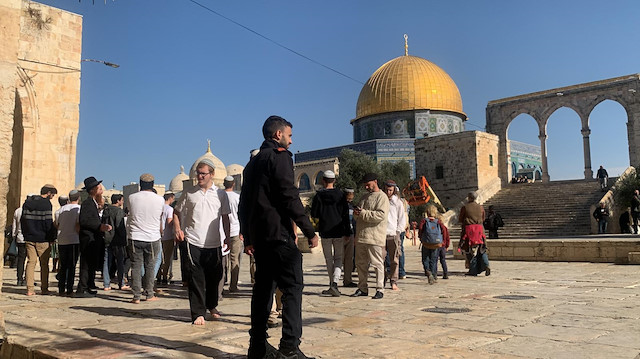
left=0, top=0, right=82, bottom=274
left=486, top=74, right=640, bottom=184
left=415, top=131, right=499, bottom=209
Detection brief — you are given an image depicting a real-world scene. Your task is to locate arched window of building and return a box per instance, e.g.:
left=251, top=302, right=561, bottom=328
left=315, top=171, right=324, bottom=186
left=298, top=173, right=311, bottom=192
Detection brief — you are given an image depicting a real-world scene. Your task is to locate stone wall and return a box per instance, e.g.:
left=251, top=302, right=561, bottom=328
left=415, top=130, right=500, bottom=209
left=4, top=1, right=82, bottom=222
left=486, top=238, right=640, bottom=264
left=294, top=157, right=339, bottom=195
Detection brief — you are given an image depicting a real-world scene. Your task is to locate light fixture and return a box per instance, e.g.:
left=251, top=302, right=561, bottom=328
left=82, top=59, right=119, bottom=68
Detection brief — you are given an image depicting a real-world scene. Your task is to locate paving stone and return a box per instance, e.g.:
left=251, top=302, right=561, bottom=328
left=2, top=241, right=640, bottom=358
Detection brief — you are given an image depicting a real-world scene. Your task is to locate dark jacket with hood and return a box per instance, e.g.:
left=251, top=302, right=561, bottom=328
left=311, top=188, right=351, bottom=238
left=239, top=139, right=315, bottom=248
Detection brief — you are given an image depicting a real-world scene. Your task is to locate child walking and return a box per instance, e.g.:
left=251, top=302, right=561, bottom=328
left=418, top=205, right=450, bottom=284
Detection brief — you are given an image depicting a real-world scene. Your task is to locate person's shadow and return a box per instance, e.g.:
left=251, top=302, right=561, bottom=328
left=81, top=327, right=246, bottom=358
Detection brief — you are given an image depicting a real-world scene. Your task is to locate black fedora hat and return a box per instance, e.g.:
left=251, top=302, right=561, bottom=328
left=83, top=176, right=102, bottom=190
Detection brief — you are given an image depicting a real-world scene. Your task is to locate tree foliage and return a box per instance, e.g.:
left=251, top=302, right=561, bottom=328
left=613, top=169, right=640, bottom=208
left=335, top=149, right=411, bottom=204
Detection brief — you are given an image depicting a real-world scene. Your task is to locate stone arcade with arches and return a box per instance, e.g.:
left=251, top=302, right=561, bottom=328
left=486, top=74, right=640, bottom=184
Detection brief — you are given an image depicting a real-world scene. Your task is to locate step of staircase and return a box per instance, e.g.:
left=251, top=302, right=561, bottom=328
left=457, top=179, right=608, bottom=238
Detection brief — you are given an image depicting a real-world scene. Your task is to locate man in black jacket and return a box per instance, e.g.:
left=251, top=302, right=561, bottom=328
left=240, top=115, right=319, bottom=359
left=102, top=194, right=127, bottom=290
left=76, top=177, right=111, bottom=297
left=21, top=184, right=57, bottom=295
left=311, top=170, right=350, bottom=297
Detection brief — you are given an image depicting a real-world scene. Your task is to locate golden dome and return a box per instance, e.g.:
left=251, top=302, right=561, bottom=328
left=189, top=141, right=228, bottom=187
left=355, top=55, right=465, bottom=120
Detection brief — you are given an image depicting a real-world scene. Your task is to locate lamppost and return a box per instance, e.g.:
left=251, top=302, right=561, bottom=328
left=82, top=59, right=119, bottom=68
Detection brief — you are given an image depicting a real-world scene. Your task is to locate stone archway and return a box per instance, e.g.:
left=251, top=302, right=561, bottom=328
left=487, top=74, right=640, bottom=183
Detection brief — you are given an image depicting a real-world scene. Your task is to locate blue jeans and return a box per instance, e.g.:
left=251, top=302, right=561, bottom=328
left=598, top=220, right=607, bottom=234
left=421, top=247, right=437, bottom=275
left=435, top=246, right=448, bottom=276
left=398, top=232, right=406, bottom=277
left=141, top=243, right=163, bottom=278
left=103, top=246, right=113, bottom=288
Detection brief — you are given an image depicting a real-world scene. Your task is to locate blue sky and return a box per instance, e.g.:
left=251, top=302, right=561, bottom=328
left=39, top=0, right=640, bottom=188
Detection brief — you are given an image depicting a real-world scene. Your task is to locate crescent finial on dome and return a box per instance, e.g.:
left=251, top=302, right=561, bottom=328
left=180, top=165, right=185, bottom=173
left=404, top=34, right=408, bottom=56
left=207, top=139, right=212, bottom=153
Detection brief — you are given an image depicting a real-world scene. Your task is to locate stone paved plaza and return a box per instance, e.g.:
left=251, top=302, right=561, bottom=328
left=1, top=241, right=639, bottom=359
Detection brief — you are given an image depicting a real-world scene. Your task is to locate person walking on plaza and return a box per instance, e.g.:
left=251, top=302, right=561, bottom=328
left=55, top=190, right=81, bottom=296
left=398, top=195, right=409, bottom=280
left=222, top=176, right=243, bottom=293
left=596, top=165, right=609, bottom=192
left=173, top=159, right=231, bottom=325
left=240, top=115, right=319, bottom=359
left=418, top=205, right=448, bottom=284
left=631, top=190, right=640, bottom=234
left=342, top=188, right=357, bottom=288
left=127, top=173, right=164, bottom=303
left=483, top=205, right=504, bottom=239
left=12, top=195, right=29, bottom=286
left=102, top=194, right=128, bottom=290
left=458, top=191, right=490, bottom=276
left=311, top=170, right=350, bottom=297
left=51, top=195, right=68, bottom=273
left=77, top=177, right=111, bottom=297
left=619, top=207, right=633, bottom=234
left=21, top=184, right=57, bottom=295
left=593, top=202, right=610, bottom=234
left=383, top=180, right=405, bottom=291
left=158, top=192, right=175, bottom=286
left=351, top=172, right=389, bottom=300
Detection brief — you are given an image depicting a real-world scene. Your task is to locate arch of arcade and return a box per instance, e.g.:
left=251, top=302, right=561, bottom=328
left=486, top=74, right=640, bottom=183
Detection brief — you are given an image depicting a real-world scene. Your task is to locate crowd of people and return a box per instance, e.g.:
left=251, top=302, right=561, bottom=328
left=6, top=115, right=497, bottom=359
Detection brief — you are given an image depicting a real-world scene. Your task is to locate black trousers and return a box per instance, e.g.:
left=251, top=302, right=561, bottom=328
left=186, top=244, right=223, bottom=322
left=250, top=241, right=303, bottom=350
left=16, top=243, right=26, bottom=281
left=77, top=239, right=102, bottom=293
left=57, top=244, right=79, bottom=293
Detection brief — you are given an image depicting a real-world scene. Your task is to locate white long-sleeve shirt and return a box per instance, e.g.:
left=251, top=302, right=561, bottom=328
left=386, top=195, right=406, bottom=236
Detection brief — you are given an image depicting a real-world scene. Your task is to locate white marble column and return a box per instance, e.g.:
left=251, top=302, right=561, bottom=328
left=539, top=133, right=550, bottom=183
left=581, top=127, right=593, bottom=179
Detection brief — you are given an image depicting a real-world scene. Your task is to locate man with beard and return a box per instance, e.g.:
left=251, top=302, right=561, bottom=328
left=240, top=115, right=319, bottom=359
left=21, top=184, right=57, bottom=295
left=77, top=177, right=112, bottom=297
left=351, top=173, right=389, bottom=300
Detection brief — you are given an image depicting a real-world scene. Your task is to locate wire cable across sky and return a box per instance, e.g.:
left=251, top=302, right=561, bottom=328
left=187, top=0, right=486, bottom=131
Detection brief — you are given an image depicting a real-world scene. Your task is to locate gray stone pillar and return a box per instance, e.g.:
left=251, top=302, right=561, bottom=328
left=581, top=128, right=593, bottom=179
left=539, top=133, right=550, bottom=182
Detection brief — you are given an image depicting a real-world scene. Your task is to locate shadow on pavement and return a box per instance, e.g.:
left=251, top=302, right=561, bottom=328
left=82, top=327, right=245, bottom=358
left=70, top=305, right=191, bottom=323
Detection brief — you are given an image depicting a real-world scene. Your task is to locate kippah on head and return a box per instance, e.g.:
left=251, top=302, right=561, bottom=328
left=344, top=188, right=355, bottom=193
left=69, top=190, right=81, bottom=201
left=323, top=170, right=335, bottom=179
left=197, top=158, right=216, bottom=171
left=224, top=175, right=234, bottom=182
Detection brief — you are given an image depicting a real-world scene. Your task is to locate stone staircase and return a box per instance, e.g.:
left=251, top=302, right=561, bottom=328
left=468, top=179, right=608, bottom=238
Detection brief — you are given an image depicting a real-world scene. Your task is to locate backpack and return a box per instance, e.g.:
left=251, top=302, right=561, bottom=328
left=421, top=218, right=442, bottom=245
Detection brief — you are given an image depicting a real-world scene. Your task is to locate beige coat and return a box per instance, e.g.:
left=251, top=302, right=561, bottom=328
left=355, top=191, right=389, bottom=247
